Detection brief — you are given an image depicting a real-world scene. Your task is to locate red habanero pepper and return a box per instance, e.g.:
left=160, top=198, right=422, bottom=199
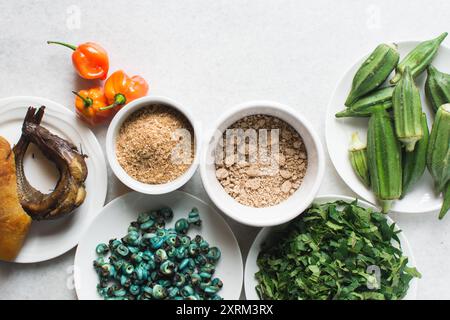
left=47, top=41, right=109, bottom=80
left=101, top=70, right=149, bottom=111
left=73, top=88, right=112, bottom=126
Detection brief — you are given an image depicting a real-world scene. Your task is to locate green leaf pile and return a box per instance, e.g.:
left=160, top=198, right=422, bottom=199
left=255, top=200, right=421, bottom=300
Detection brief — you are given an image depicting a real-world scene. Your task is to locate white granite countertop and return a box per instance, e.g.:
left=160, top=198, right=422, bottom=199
left=1, top=0, right=449, bottom=300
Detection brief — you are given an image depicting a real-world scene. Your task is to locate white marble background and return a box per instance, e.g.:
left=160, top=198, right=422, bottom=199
left=0, top=0, right=449, bottom=300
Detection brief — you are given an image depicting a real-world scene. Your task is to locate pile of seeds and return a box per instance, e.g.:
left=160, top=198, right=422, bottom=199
left=93, top=207, right=223, bottom=300
left=116, top=104, right=194, bottom=184
left=215, top=115, right=308, bottom=207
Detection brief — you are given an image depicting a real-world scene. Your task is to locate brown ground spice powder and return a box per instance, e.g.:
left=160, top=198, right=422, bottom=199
left=116, top=104, right=194, bottom=184
left=215, top=115, right=308, bottom=207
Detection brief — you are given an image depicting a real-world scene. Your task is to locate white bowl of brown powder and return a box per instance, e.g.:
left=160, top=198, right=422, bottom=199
left=200, top=101, right=325, bottom=227
left=106, top=96, right=199, bottom=194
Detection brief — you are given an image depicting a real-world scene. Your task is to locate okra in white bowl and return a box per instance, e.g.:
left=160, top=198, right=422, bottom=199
left=326, top=34, right=450, bottom=215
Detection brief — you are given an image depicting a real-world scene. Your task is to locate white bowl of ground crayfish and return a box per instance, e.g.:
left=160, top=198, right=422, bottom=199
left=106, top=96, right=200, bottom=194
left=200, top=100, right=325, bottom=227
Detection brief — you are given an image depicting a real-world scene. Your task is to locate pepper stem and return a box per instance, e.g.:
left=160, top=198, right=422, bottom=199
left=100, top=93, right=127, bottom=111
left=72, top=91, right=93, bottom=108
left=47, top=41, right=77, bottom=51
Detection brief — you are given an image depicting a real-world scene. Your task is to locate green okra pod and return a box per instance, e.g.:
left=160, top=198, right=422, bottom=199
left=367, top=107, right=402, bottom=213
left=427, top=104, right=450, bottom=194
left=425, top=65, right=450, bottom=113
left=349, top=132, right=370, bottom=187
left=391, top=32, right=448, bottom=84
left=336, top=86, right=394, bottom=118
left=392, top=67, right=424, bottom=152
left=402, top=113, right=429, bottom=196
left=345, top=43, right=399, bottom=106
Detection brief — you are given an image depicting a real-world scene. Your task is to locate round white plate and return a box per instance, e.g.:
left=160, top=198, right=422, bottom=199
left=244, top=195, right=419, bottom=300
left=74, top=190, right=243, bottom=300
left=326, top=41, right=450, bottom=213
left=0, top=96, right=107, bottom=263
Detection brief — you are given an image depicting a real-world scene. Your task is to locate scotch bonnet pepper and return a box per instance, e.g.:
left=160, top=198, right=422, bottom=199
left=101, top=70, right=149, bottom=111
left=47, top=41, right=109, bottom=80
left=73, top=88, right=113, bottom=126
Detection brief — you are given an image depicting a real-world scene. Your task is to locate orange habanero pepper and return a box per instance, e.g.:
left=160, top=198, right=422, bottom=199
left=101, top=70, right=149, bottom=111
left=73, top=88, right=113, bottom=126
left=47, top=41, right=109, bottom=80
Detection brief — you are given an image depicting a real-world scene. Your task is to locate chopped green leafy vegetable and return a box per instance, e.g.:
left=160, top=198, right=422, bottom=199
left=255, top=200, right=421, bottom=300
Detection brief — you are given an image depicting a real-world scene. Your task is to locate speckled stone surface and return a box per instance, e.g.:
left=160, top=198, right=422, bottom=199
left=0, top=0, right=449, bottom=300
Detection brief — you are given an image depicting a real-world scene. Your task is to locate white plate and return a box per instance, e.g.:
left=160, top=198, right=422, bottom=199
left=74, top=190, right=243, bottom=300
left=0, top=96, right=107, bottom=263
left=326, top=41, right=450, bottom=213
left=244, top=195, right=419, bottom=300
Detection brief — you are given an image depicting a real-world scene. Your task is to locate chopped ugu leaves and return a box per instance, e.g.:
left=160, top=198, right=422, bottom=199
left=255, top=200, right=421, bottom=300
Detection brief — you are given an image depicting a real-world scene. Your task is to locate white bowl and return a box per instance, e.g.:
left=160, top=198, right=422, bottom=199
left=244, top=195, right=419, bottom=300
left=200, top=101, right=325, bottom=227
left=106, top=96, right=200, bottom=194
